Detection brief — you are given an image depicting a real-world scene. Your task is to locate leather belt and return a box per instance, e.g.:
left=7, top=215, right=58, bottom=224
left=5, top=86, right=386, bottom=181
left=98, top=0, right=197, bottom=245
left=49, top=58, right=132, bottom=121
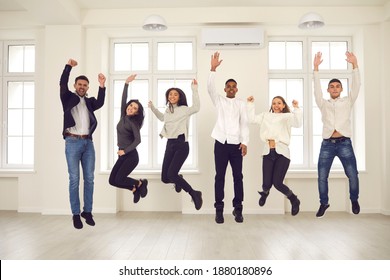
left=65, top=132, right=89, bottom=139
left=323, top=137, right=349, bottom=143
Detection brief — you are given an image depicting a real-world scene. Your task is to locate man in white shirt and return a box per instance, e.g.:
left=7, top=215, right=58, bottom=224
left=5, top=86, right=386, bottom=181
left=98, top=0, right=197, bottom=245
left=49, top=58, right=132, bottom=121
left=207, top=52, right=249, bottom=224
left=313, top=51, right=361, bottom=218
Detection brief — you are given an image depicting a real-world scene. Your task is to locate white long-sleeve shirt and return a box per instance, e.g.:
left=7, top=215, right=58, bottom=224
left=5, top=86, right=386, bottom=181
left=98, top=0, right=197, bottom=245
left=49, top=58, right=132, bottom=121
left=313, top=69, right=361, bottom=139
left=150, top=84, right=200, bottom=141
left=247, top=102, right=302, bottom=159
left=207, top=71, right=249, bottom=146
left=67, top=94, right=90, bottom=135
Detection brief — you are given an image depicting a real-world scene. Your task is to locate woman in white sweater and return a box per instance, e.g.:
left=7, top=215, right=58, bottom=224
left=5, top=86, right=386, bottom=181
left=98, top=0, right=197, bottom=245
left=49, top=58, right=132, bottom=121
left=149, top=80, right=202, bottom=210
left=247, top=95, right=302, bottom=215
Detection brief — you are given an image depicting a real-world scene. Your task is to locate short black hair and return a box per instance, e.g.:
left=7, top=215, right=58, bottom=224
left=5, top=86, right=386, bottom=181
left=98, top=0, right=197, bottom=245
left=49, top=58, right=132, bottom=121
left=225, top=78, right=237, bottom=86
left=328, top=78, right=342, bottom=87
left=75, top=75, right=89, bottom=84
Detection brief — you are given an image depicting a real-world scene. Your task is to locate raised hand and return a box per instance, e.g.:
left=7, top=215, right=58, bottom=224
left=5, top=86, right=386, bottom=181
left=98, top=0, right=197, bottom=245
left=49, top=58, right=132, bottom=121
left=125, top=74, right=137, bottom=84
left=210, top=52, right=223, bottom=71
left=292, top=99, right=299, bottom=108
left=313, top=52, right=323, bottom=71
left=98, top=73, right=106, bottom=87
left=67, top=59, right=77, bottom=67
left=247, top=96, right=255, bottom=103
left=345, top=51, right=358, bottom=69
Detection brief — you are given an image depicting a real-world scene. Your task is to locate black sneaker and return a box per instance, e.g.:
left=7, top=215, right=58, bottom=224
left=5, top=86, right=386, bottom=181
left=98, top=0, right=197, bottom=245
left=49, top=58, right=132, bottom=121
left=138, top=179, right=148, bottom=198
left=352, top=201, right=360, bottom=214
left=316, top=204, right=330, bottom=218
left=174, top=174, right=183, bottom=193
left=191, top=190, right=203, bottom=210
left=258, top=191, right=269, bottom=207
left=215, top=211, right=224, bottom=224
left=133, top=189, right=140, bottom=203
left=73, top=214, right=83, bottom=229
left=232, top=208, right=244, bottom=223
left=81, top=211, right=95, bottom=226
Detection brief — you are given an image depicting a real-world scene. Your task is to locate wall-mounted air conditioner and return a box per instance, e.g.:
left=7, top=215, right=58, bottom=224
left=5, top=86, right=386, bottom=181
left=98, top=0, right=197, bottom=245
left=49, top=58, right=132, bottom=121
left=201, top=27, right=264, bottom=49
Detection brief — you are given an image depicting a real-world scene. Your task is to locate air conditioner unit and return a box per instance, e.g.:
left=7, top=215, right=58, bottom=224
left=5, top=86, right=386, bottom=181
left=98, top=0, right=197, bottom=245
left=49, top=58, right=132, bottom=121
left=201, top=27, right=264, bottom=49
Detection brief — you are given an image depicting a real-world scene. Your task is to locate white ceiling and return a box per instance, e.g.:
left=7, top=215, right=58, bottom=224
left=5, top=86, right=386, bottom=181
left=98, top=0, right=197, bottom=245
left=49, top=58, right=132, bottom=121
left=0, top=0, right=389, bottom=11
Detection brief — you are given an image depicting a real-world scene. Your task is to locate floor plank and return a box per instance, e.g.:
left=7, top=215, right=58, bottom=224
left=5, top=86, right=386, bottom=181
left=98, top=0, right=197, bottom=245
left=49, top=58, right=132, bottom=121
left=1, top=211, right=390, bottom=260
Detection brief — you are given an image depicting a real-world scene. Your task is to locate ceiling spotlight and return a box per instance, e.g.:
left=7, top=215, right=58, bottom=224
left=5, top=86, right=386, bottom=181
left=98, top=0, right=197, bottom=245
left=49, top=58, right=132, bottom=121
left=142, top=14, right=167, bottom=31
left=298, top=12, right=325, bottom=29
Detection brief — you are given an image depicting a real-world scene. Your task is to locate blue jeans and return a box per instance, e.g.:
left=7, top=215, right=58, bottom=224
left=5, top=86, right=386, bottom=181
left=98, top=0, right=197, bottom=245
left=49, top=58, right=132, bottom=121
left=65, top=137, right=95, bottom=215
left=318, top=138, right=359, bottom=205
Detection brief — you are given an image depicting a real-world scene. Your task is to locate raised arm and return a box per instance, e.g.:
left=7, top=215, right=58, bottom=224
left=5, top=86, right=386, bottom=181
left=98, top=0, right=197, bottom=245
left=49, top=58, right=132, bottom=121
left=313, top=52, right=323, bottom=72
left=290, top=100, right=303, bottom=128
left=59, top=59, right=77, bottom=103
left=345, top=51, right=361, bottom=103
left=207, top=52, right=223, bottom=106
left=246, top=96, right=265, bottom=125
left=187, top=79, right=200, bottom=115
left=313, top=52, right=325, bottom=108
left=148, top=100, right=164, bottom=121
left=121, top=74, right=137, bottom=117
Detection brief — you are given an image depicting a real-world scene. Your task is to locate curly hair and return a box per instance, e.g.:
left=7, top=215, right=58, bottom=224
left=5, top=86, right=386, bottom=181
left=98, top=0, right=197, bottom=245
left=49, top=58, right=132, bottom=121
left=165, top=87, right=188, bottom=113
left=124, top=99, right=145, bottom=128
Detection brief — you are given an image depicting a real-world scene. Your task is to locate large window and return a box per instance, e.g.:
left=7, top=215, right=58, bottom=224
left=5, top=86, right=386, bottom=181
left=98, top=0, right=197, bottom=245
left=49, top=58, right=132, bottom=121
left=1, top=41, right=35, bottom=169
left=109, top=38, right=197, bottom=171
left=268, top=37, right=362, bottom=170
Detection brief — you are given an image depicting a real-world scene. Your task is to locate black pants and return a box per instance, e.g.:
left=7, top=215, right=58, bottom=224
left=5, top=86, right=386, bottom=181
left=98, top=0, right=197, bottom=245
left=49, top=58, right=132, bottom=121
left=109, top=149, right=139, bottom=190
left=161, top=135, right=193, bottom=193
left=214, top=140, right=244, bottom=210
left=262, top=149, right=292, bottom=197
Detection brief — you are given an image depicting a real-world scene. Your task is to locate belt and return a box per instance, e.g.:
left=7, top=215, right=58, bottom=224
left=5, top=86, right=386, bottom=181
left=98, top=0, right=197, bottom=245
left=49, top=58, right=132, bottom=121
left=65, top=132, right=89, bottom=139
left=323, top=137, right=349, bottom=143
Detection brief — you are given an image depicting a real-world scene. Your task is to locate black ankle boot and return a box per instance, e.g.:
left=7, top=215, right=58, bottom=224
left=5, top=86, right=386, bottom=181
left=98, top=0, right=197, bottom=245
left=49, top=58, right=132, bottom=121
left=215, top=209, right=224, bottom=224
left=288, top=194, right=300, bottom=216
left=258, top=191, right=269, bottom=207
left=232, top=206, right=244, bottom=223
left=190, top=190, right=203, bottom=210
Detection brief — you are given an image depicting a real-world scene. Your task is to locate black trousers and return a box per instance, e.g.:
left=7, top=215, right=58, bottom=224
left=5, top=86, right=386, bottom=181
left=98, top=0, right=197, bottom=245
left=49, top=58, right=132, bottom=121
left=161, top=135, right=193, bottom=193
left=262, top=149, right=292, bottom=197
left=214, top=140, right=244, bottom=210
left=109, top=149, right=139, bottom=190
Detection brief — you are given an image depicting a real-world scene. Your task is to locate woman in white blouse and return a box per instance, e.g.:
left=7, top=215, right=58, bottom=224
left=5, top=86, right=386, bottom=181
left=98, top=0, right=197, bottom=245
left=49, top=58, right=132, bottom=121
left=247, top=95, right=302, bottom=215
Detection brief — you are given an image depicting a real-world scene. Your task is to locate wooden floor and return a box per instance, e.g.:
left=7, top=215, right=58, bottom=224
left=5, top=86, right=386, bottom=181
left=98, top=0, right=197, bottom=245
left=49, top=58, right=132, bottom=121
left=1, top=210, right=390, bottom=260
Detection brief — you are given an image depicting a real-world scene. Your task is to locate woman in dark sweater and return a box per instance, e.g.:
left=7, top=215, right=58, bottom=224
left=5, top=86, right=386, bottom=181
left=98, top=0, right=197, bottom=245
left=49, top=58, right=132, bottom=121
left=109, top=74, right=148, bottom=203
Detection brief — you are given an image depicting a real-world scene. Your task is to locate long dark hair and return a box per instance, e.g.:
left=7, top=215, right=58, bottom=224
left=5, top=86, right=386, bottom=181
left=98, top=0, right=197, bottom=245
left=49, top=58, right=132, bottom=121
left=165, top=87, right=188, bottom=113
left=124, top=99, right=145, bottom=128
left=269, top=96, right=291, bottom=113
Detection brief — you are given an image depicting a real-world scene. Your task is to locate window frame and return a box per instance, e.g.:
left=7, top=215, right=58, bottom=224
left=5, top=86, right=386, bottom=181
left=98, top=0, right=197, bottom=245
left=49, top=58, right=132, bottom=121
left=1, top=40, right=35, bottom=170
left=268, top=36, right=364, bottom=171
left=108, top=37, right=198, bottom=172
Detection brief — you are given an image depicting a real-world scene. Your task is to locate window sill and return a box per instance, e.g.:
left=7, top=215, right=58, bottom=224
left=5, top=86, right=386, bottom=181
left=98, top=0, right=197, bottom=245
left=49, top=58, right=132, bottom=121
left=0, top=169, right=36, bottom=177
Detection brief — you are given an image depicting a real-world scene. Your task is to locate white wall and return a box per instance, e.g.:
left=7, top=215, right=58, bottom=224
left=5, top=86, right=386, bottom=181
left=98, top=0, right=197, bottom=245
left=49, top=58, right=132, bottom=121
left=0, top=5, right=389, bottom=215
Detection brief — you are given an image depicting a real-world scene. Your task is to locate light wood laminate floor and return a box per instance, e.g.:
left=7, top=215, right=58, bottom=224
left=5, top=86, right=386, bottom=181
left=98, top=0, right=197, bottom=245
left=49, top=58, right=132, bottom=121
left=1, top=211, right=389, bottom=260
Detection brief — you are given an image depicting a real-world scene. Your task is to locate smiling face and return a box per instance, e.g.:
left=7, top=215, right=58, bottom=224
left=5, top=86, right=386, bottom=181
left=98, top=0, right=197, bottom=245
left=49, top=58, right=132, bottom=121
left=327, top=81, right=343, bottom=99
left=168, top=89, right=180, bottom=105
left=74, top=79, right=89, bottom=97
left=271, top=97, right=286, bottom=113
left=224, top=81, right=238, bottom=98
left=126, top=101, right=139, bottom=116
